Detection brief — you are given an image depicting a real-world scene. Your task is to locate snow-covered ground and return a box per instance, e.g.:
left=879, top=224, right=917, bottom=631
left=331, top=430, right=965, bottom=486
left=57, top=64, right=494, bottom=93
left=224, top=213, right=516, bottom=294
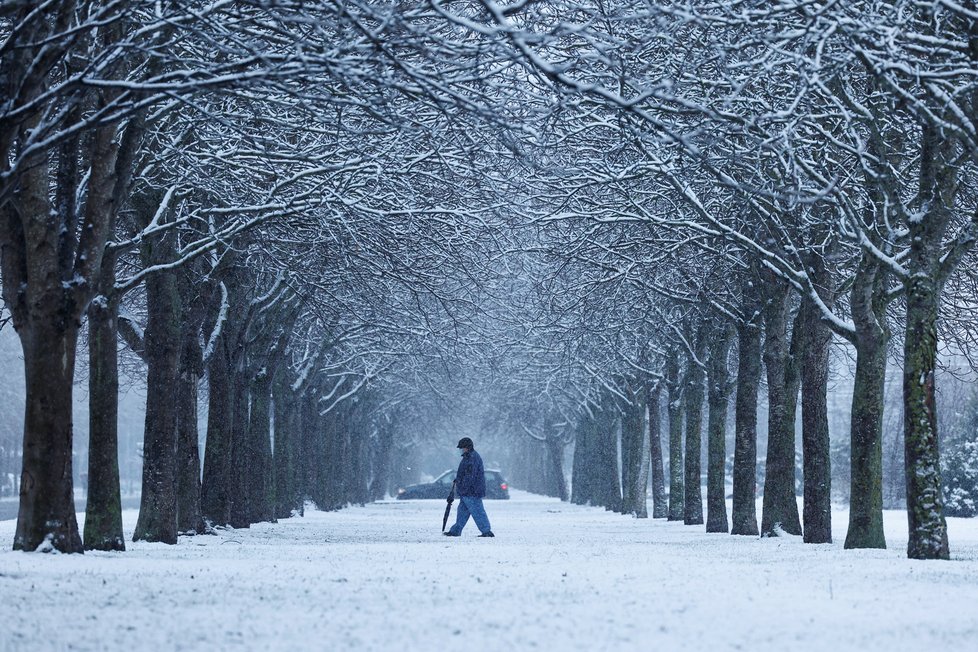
left=2, top=492, right=977, bottom=652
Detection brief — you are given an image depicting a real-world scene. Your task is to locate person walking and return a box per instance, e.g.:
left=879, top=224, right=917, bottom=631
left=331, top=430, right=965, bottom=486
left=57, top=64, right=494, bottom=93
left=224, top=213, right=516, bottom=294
left=444, top=437, right=494, bottom=538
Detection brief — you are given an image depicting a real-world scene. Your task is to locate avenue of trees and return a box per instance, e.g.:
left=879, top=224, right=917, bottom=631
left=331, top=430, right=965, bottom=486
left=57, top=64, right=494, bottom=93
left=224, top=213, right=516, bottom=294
left=2, top=1, right=978, bottom=562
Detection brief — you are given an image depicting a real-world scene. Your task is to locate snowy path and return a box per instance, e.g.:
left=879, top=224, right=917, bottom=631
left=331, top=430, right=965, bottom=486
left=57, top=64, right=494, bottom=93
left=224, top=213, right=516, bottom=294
left=2, top=491, right=977, bottom=652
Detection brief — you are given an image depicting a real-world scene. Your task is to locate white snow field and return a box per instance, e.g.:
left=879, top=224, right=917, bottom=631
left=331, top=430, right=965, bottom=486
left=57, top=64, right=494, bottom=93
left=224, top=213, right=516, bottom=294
left=2, top=491, right=977, bottom=652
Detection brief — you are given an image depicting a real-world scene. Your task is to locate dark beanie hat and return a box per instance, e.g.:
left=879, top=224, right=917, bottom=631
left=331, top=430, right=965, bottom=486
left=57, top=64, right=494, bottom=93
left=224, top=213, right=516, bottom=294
left=457, top=437, right=474, bottom=449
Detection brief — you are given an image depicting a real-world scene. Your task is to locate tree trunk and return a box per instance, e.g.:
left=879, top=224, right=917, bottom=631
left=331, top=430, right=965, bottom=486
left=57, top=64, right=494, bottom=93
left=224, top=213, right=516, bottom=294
left=349, top=402, right=371, bottom=507
left=572, top=402, right=621, bottom=511
left=731, top=316, right=761, bottom=535
left=900, top=122, right=954, bottom=560
left=175, top=335, right=205, bottom=534
left=620, top=399, right=633, bottom=514
left=597, top=406, right=623, bottom=512
left=3, top=38, right=126, bottom=553
left=320, top=404, right=343, bottom=510
left=174, top=269, right=209, bottom=535
left=311, top=396, right=333, bottom=509
left=545, top=435, right=569, bottom=502
left=248, top=368, right=276, bottom=523
left=684, top=330, right=706, bottom=526
left=81, top=68, right=142, bottom=546
left=273, top=370, right=299, bottom=517
left=665, top=350, right=685, bottom=520
left=800, top=259, right=833, bottom=544
left=648, top=382, right=668, bottom=518
left=706, top=324, right=732, bottom=533
left=844, top=259, right=888, bottom=549
left=13, top=322, right=84, bottom=553
left=571, top=411, right=594, bottom=505
left=635, top=410, right=650, bottom=518
left=903, top=273, right=950, bottom=559
left=133, top=265, right=182, bottom=544
left=301, top=393, right=321, bottom=507
left=84, top=290, right=125, bottom=550
left=761, top=279, right=803, bottom=536
left=621, top=386, right=649, bottom=517
left=6, top=134, right=84, bottom=553
left=369, top=418, right=395, bottom=502
left=202, top=340, right=234, bottom=526
left=288, top=391, right=311, bottom=514
left=228, top=365, right=252, bottom=528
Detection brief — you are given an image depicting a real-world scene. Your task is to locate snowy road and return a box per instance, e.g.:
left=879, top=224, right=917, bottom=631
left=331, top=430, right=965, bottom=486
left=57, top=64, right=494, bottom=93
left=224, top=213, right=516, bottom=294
left=2, top=491, right=977, bottom=652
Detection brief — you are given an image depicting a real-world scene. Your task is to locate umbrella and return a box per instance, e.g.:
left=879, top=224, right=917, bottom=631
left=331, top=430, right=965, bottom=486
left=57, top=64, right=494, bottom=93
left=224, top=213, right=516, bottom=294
left=442, top=480, right=456, bottom=532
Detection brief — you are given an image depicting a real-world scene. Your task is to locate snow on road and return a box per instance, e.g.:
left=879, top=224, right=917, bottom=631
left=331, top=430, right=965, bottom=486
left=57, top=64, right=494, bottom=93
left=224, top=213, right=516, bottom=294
left=2, top=491, right=977, bottom=652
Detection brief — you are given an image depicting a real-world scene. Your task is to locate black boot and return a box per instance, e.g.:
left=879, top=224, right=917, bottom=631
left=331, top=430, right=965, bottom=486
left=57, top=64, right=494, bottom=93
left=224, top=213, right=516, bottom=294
left=443, top=531, right=460, bottom=537
left=478, top=531, right=494, bottom=538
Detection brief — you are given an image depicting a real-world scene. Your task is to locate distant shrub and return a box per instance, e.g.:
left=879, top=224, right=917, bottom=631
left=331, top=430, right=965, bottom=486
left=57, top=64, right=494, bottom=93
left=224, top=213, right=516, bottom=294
left=943, top=440, right=978, bottom=518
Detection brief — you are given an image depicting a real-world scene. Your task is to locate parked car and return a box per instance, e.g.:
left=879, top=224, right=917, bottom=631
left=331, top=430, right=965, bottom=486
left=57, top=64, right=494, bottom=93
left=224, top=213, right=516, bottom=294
left=397, top=469, right=510, bottom=499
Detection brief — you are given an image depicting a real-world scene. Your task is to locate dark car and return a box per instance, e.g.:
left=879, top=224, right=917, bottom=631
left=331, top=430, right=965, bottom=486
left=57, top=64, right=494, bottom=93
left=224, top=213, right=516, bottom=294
left=397, top=469, right=510, bottom=500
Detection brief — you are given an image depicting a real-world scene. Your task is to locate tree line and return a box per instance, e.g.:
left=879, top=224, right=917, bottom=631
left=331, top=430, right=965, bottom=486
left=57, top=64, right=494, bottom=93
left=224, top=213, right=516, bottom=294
left=1, top=1, right=507, bottom=553
left=440, top=0, right=978, bottom=561
left=2, top=2, right=978, bottom=563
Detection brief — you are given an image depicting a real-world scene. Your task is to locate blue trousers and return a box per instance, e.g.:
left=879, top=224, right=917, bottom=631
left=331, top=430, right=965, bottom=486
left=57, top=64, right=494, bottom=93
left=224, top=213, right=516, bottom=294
left=449, top=496, right=492, bottom=535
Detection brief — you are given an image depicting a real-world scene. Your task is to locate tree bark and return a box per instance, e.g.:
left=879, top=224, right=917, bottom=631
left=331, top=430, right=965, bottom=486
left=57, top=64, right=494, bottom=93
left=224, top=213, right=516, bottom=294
left=620, top=396, right=633, bottom=514
left=648, top=382, right=668, bottom=518
left=665, top=350, right=685, bottom=520
left=621, top=385, right=649, bottom=517
left=571, top=411, right=594, bottom=505
left=84, top=290, right=125, bottom=550
left=760, top=278, right=803, bottom=537
left=300, top=392, right=321, bottom=508
left=13, top=321, right=84, bottom=553
left=597, top=406, right=623, bottom=512
left=368, top=417, right=395, bottom=502
left=902, top=122, right=953, bottom=560
left=5, top=125, right=85, bottom=553
left=133, top=263, right=182, bottom=544
left=228, top=364, right=252, bottom=528
left=172, top=269, right=210, bottom=535
left=731, top=315, right=761, bottom=536
left=537, top=410, right=569, bottom=502
left=684, top=329, right=706, bottom=526
left=319, top=404, right=343, bottom=510
left=175, top=332, right=205, bottom=534
left=844, top=258, right=888, bottom=549
left=273, top=369, right=300, bottom=517
left=571, top=402, right=621, bottom=511
left=248, top=367, right=276, bottom=523
left=800, top=258, right=833, bottom=544
left=545, top=434, right=569, bottom=502
left=348, top=399, right=371, bottom=507
left=202, top=337, right=234, bottom=526
left=903, top=273, right=949, bottom=559
left=706, top=324, right=732, bottom=533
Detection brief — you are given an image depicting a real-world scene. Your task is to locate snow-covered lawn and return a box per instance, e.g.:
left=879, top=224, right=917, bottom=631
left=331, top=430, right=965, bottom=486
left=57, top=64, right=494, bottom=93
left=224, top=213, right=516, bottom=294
left=2, top=491, right=977, bottom=651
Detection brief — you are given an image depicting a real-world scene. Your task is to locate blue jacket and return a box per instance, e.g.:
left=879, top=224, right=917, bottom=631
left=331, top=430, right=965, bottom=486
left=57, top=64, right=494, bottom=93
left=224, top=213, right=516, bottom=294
left=455, top=449, right=486, bottom=497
